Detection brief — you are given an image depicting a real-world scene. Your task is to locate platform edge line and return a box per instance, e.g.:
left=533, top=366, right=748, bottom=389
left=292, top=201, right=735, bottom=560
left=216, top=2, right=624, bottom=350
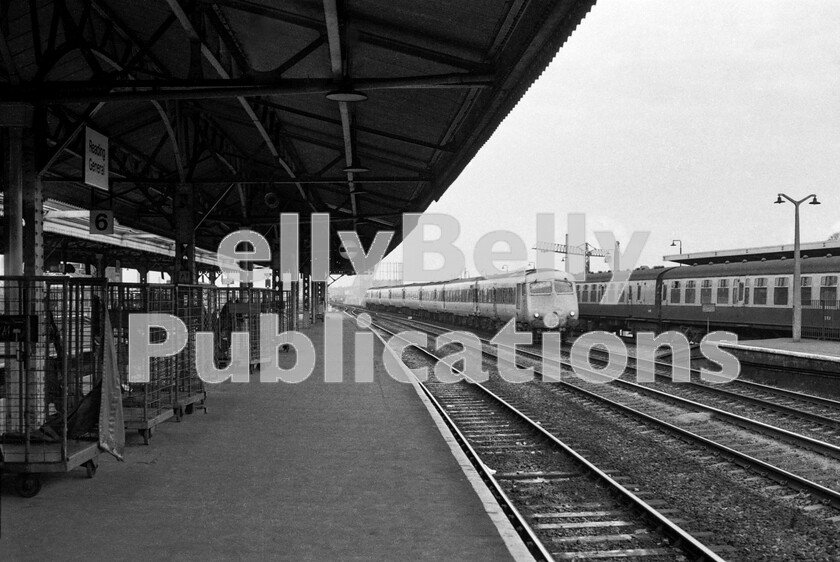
left=368, top=325, right=537, bottom=562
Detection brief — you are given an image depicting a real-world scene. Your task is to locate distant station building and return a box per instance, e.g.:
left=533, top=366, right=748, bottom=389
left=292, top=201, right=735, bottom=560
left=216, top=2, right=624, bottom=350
left=664, top=240, right=840, bottom=266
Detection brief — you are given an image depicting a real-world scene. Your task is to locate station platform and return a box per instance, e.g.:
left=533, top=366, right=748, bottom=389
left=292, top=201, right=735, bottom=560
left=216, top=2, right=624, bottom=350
left=718, top=338, right=840, bottom=398
left=1, top=313, right=526, bottom=561
left=734, top=337, right=840, bottom=360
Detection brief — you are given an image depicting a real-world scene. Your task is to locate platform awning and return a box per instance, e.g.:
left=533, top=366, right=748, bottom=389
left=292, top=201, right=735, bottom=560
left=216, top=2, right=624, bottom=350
left=1, top=0, right=598, bottom=273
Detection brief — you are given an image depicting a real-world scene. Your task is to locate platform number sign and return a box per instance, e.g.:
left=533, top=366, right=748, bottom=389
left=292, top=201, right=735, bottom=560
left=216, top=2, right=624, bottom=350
left=84, top=126, right=109, bottom=190
left=90, top=210, right=114, bottom=235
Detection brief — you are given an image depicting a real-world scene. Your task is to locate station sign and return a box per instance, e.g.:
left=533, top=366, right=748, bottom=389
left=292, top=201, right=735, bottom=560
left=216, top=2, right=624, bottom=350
left=84, top=126, right=109, bottom=190
left=90, top=210, right=114, bottom=235
left=0, top=315, right=39, bottom=342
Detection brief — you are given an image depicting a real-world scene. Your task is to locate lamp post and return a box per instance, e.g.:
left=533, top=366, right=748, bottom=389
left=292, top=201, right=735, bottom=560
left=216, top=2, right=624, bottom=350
left=671, top=239, right=682, bottom=266
left=671, top=239, right=682, bottom=254
left=775, top=193, right=821, bottom=342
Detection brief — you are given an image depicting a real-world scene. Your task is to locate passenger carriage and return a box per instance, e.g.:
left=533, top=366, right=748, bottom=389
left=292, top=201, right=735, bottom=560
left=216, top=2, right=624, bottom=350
left=577, top=256, right=840, bottom=340
left=363, top=269, right=579, bottom=337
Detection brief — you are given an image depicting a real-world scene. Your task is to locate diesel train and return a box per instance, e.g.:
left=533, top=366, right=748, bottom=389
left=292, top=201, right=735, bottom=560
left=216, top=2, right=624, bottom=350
left=577, top=256, right=840, bottom=341
left=363, top=269, right=579, bottom=336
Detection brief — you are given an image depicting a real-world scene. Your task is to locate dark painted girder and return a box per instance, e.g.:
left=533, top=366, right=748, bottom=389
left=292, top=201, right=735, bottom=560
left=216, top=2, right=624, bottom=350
left=0, top=0, right=598, bottom=274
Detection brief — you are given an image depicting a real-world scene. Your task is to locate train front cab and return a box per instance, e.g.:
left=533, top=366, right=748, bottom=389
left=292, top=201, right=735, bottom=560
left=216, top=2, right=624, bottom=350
left=518, top=272, right=579, bottom=335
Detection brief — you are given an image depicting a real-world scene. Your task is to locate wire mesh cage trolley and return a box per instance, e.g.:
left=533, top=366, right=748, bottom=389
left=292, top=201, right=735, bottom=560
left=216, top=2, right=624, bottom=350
left=108, top=283, right=178, bottom=444
left=0, top=277, right=109, bottom=496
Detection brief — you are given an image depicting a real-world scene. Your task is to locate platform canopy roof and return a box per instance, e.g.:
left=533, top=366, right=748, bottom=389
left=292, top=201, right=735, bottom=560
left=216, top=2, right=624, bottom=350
left=1, top=0, right=596, bottom=274
left=664, top=240, right=840, bottom=266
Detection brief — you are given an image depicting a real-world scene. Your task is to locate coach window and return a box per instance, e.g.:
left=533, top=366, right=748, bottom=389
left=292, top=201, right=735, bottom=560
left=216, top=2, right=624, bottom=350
left=581, top=285, right=589, bottom=302
left=685, top=280, right=696, bottom=304
left=800, top=277, right=812, bottom=306
left=773, top=277, right=789, bottom=306
left=700, top=280, right=713, bottom=304
left=753, top=278, right=768, bottom=305
left=636, top=284, right=642, bottom=302
left=716, top=279, right=729, bottom=304
left=820, top=275, right=838, bottom=304
left=670, top=281, right=681, bottom=304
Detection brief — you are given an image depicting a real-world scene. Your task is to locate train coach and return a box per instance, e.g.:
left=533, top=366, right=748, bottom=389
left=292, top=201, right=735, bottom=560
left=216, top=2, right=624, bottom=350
left=364, top=269, right=579, bottom=336
left=577, top=256, right=840, bottom=341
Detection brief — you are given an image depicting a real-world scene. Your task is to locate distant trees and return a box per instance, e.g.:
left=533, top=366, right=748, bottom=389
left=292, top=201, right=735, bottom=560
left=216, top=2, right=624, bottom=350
left=829, top=232, right=840, bottom=242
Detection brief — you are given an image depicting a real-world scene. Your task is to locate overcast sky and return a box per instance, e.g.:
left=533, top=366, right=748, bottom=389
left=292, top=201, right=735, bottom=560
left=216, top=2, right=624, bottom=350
left=379, top=0, right=840, bottom=278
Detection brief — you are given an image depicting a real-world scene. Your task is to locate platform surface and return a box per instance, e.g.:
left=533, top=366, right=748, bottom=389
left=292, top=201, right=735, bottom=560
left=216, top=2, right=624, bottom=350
left=736, top=337, right=840, bottom=361
left=1, top=313, right=518, bottom=561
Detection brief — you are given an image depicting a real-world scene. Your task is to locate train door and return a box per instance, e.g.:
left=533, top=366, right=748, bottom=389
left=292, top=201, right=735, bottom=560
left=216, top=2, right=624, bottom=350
left=731, top=277, right=748, bottom=327
left=733, top=278, right=747, bottom=306
left=491, top=287, right=498, bottom=319
left=516, top=283, right=525, bottom=321
left=472, top=282, right=479, bottom=316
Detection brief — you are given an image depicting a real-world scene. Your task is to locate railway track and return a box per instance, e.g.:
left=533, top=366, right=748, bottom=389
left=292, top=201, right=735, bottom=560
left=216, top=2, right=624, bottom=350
left=593, top=342, right=840, bottom=437
left=349, top=308, right=726, bottom=561
left=345, top=306, right=840, bottom=517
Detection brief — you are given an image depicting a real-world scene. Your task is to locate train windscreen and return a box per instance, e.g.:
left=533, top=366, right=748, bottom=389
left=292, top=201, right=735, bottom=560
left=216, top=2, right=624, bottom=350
left=529, top=281, right=552, bottom=294
left=554, top=280, right=574, bottom=294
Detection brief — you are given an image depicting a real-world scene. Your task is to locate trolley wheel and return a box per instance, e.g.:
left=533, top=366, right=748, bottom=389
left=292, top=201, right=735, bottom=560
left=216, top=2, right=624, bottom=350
left=84, top=459, right=98, bottom=479
left=15, top=473, right=41, bottom=498
left=138, top=428, right=152, bottom=445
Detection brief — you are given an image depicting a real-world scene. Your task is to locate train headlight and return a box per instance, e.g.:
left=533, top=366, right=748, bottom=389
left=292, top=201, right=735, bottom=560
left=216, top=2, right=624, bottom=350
left=570, top=311, right=576, bottom=317
left=534, top=313, right=540, bottom=318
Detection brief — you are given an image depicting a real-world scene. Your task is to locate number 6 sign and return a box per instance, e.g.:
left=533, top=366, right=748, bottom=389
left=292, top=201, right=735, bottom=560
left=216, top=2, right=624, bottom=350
left=90, top=210, right=114, bottom=235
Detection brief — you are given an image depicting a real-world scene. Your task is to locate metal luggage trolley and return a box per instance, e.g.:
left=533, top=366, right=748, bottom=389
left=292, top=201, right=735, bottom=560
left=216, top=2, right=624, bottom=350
left=215, top=287, right=293, bottom=370
left=0, top=276, right=107, bottom=496
left=174, top=285, right=207, bottom=416
left=108, top=283, right=177, bottom=445
left=252, top=287, right=291, bottom=365
left=218, top=287, right=260, bottom=370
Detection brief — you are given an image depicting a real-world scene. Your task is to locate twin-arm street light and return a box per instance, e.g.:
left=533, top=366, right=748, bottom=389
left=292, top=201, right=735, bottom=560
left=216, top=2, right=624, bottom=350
left=775, top=193, right=821, bottom=342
